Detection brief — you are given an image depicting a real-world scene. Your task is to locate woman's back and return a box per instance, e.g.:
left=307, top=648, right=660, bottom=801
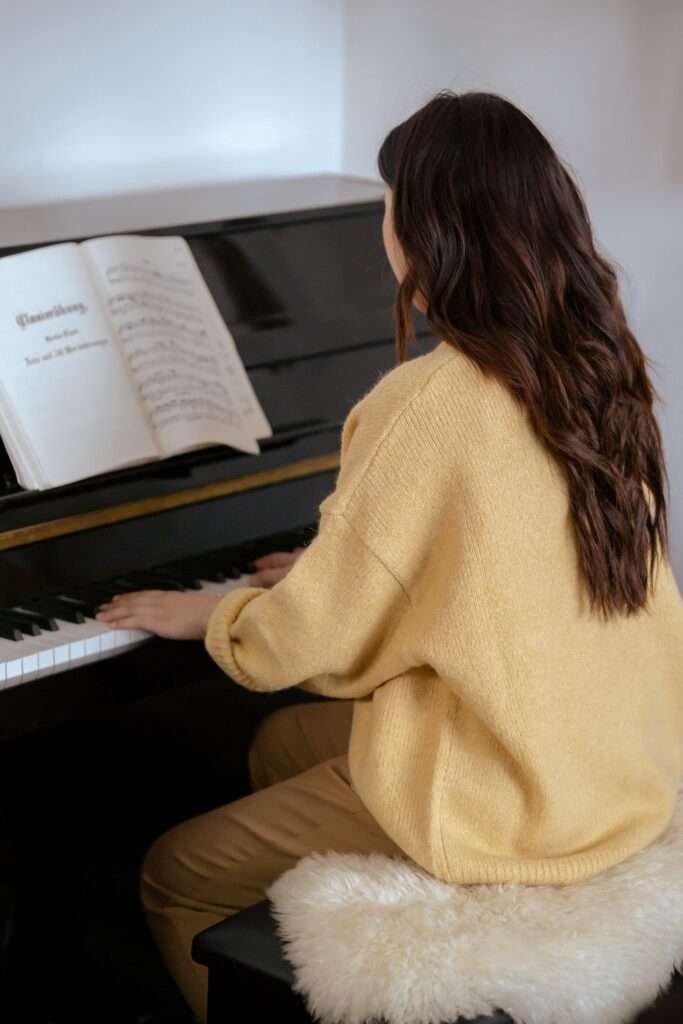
left=308, top=339, right=683, bottom=885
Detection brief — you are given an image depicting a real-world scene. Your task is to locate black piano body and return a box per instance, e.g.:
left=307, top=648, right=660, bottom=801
left=0, top=176, right=432, bottom=1020
left=0, top=175, right=434, bottom=732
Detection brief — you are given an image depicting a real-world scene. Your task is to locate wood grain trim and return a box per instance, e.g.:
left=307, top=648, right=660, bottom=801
left=0, top=452, right=340, bottom=552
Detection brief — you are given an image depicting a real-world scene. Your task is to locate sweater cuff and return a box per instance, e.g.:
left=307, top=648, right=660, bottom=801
left=204, top=586, right=264, bottom=688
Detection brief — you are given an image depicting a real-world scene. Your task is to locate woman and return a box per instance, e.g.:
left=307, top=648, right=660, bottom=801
left=97, top=91, right=683, bottom=1023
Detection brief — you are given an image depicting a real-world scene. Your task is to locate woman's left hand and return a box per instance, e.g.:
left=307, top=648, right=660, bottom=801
left=95, top=591, right=221, bottom=640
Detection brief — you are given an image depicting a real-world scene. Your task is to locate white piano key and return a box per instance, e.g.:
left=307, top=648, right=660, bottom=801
left=84, top=635, right=101, bottom=660
left=196, top=583, right=223, bottom=595
left=0, top=639, right=19, bottom=688
left=21, top=629, right=61, bottom=681
left=69, top=638, right=85, bottom=661
left=37, top=647, right=55, bottom=675
left=100, top=631, right=116, bottom=654
left=53, top=644, right=71, bottom=669
left=0, top=631, right=57, bottom=686
left=127, top=629, right=151, bottom=643
left=51, top=616, right=87, bottom=636
left=6, top=658, right=23, bottom=684
left=21, top=652, right=39, bottom=682
left=197, top=577, right=250, bottom=596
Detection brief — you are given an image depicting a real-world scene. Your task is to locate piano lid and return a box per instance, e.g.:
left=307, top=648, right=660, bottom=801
left=0, top=174, right=385, bottom=250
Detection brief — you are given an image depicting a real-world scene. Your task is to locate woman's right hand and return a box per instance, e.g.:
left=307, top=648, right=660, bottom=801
left=247, top=547, right=306, bottom=588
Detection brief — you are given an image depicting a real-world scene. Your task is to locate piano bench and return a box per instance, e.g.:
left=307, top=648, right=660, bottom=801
left=191, top=900, right=512, bottom=1024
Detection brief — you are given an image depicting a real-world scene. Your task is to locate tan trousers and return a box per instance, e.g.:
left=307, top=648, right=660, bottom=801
left=140, top=699, right=406, bottom=1022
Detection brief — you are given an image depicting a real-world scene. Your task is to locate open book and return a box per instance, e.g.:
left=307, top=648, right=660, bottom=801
left=0, top=234, right=271, bottom=490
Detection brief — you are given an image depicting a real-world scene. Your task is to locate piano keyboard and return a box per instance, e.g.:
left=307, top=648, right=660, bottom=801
left=0, top=525, right=314, bottom=692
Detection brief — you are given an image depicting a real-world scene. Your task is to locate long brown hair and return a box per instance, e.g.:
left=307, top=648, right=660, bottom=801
left=378, top=91, right=668, bottom=618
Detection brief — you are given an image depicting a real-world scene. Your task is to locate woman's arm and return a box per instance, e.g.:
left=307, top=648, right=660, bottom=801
left=203, top=511, right=410, bottom=697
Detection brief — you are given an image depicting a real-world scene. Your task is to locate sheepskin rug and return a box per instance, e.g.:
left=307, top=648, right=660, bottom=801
left=266, top=794, right=683, bottom=1024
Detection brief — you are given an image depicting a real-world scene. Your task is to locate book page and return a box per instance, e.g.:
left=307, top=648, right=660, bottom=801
left=81, top=235, right=270, bottom=456
left=0, top=399, right=41, bottom=490
left=0, top=243, right=158, bottom=489
left=0, top=396, right=43, bottom=489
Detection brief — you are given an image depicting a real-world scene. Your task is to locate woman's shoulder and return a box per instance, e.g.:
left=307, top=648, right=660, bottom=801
left=338, top=343, right=453, bottom=455
left=350, top=339, right=511, bottom=448
left=362, top=339, right=505, bottom=416
left=363, top=340, right=458, bottom=407
left=322, top=342, right=488, bottom=516
left=346, top=341, right=459, bottom=440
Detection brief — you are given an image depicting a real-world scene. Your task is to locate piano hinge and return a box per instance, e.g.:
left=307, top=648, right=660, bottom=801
left=0, top=452, right=340, bottom=552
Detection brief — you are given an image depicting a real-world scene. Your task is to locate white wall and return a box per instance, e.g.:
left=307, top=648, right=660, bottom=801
left=342, top=0, right=682, bottom=196
left=342, top=0, right=683, bottom=578
left=1, top=0, right=343, bottom=206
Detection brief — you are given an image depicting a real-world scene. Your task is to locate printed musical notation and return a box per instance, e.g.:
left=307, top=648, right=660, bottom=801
left=104, top=260, right=244, bottom=435
left=105, top=261, right=194, bottom=295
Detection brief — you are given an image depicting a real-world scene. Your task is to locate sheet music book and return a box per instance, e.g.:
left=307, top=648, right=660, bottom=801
left=0, top=234, right=271, bottom=490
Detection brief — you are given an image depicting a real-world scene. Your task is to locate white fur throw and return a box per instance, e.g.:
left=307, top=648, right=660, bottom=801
left=266, top=794, right=683, bottom=1024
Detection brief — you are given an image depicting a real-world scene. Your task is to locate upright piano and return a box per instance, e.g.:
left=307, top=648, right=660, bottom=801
left=0, top=175, right=435, bottom=1018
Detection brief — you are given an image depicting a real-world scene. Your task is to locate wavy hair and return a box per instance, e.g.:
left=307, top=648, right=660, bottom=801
left=378, top=91, right=668, bottom=618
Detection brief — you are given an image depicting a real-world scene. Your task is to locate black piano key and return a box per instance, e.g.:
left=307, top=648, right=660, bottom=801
left=74, top=584, right=124, bottom=603
left=199, top=556, right=247, bottom=579
left=109, top=578, right=152, bottom=594
left=147, top=568, right=203, bottom=590
left=89, top=580, right=135, bottom=597
left=0, top=611, right=40, bottom=636
left=290, top=526, right=316, bottom=546
left=21, top=597, right=87, bottom=625
left=206, top=547, right=255, bottom=574
left=118, top=573, right=186, bottom=592
left=59, top=588, right=112, bottom=612
left=56, top=595, right=100, bottom=619
left=172, top=559, right=227, bottom=583
left=0, top=621, right=22, bottom=641
left=222, top=564, right=244, bottom=579
left=8, top=607, right=58, bottom=631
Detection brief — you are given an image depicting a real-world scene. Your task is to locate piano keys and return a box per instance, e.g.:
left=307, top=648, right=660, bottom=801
left=0, top=523, right=313, bottom=690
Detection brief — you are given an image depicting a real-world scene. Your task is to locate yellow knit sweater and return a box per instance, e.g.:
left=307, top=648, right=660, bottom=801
left=206, top=340, right=683, bottom=885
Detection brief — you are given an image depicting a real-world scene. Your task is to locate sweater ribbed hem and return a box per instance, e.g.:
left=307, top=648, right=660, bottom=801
left=204, top=586, right=264, bottom=689
left=386, top=824, right=669, bottom=887
left=426, top=837, right=662, bottom=887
